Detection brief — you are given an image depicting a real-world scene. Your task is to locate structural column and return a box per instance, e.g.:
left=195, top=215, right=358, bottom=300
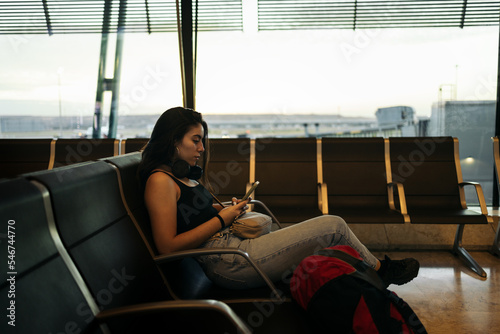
left=92, top=0, right=112, bottom=139
left=494, top=26, right=500, bottom=206
left=108, top=0, right=127, bottom=139
left=179, top=0, right=196, bottom=109
left=92, top=0, right=126, bottom=139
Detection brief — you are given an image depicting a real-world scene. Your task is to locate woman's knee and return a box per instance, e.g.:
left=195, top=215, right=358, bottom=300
left=312, top=214, right=348, bottom=231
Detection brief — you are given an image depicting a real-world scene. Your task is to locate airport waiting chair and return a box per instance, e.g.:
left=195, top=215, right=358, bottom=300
left=199, top=138, right=282, bottom=226
left=103, top=153, right=284, bottom=301
left=0, top=177, right=250, bottom=334
left=321, top=137, right=408, bottom=224
left=208, top=138, right=252, bottom=202
left=104, top=152, right=157, bottom=255
left=490, top=136, right=500, bottom=257
left=0, top=138, right=55, bottom=178
left=389, top=137, right=491, bottom=278
left=254, top=137, right=322, bottom=224
left=52, top=138, right=119, bottom=167
left=23, top=161, right=250, bottom=333
left=0, top=177, right=101, bottom=334
left=120, top=137, right=149, bottom=154
left=103, top=152, right=312, bottom=334
left=25, top=161, right=172, bottom=308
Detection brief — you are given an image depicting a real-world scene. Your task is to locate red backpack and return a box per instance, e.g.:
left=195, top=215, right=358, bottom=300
left=290, top=245, right=427, bottom=334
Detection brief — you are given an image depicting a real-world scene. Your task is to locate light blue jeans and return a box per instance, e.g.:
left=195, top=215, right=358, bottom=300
left=197, top=215, right=379, bottom=289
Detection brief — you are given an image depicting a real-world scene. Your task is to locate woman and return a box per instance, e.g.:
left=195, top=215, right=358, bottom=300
left=138, top=107, right=419, bottom=289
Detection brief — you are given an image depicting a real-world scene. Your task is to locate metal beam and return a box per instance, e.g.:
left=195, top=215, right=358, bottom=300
left=92, top=0, right=112, bottom=139
left=145, top=0, right=152, bottom=34
left=460, top=0, right=468, bottom=29
left=181, top=0, right=195, bottom=109
left=108, top=0, right=127, bottom=139
left=494, top=25, right=500, bottom=206
left=41, top=0, right=52, bottom=36
left=353, top=0, right=358, bottom=30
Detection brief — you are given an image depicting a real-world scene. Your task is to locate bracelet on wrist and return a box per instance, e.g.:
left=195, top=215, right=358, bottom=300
left=215, top=214, right=225, bottom=230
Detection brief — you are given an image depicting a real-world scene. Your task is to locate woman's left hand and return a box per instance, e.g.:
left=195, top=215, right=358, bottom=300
left=218, top=197, right=250, bottom=225
left=232, top=196, right=250, bottom=218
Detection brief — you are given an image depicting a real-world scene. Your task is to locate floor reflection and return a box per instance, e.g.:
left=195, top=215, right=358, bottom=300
left=372, top=251, right=500, bottom=334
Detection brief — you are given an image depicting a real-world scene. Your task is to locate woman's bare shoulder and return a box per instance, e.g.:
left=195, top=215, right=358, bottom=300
left=147, top=170, right=171, bottom=181
left=145, top=171, right=179, bottom=199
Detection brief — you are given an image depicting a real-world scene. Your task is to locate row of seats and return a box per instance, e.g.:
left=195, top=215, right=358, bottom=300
left=0, top=136, right=497, bottom=333
left=0, top=138, right=147, bottom=178
left=0, top=152, right=310, bottom=334
left=206, top=137, right=494, bottom=278
left=0, top=136, right=495, bottom=277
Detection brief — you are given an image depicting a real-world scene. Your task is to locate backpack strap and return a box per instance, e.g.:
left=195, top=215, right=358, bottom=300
left=385, top=292, right=428, bottom=334
left=316, top=249, right=387, bottom=291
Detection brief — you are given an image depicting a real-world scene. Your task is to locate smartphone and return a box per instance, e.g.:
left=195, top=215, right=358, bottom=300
left=242, top=181, right=260, bottom=201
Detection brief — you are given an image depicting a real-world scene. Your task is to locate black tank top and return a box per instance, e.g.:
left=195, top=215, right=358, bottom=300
left=150, top=170, right=217, bottom=234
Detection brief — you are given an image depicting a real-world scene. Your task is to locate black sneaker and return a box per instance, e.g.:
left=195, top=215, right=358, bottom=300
left=378, top=256, right=420, bottom=287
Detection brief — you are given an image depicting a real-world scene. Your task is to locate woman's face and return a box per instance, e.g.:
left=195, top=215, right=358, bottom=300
left=176, top=123, right=205, bottom=166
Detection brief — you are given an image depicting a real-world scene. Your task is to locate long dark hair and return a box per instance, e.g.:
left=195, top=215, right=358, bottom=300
left=137, top=107, right=210, bottom=189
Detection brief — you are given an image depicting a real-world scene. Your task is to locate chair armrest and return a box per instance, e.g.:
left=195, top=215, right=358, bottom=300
left=387, top=182, right=409, bottom=218
left=249, top=199, right=283, bottom=229
left=154, top=248, right=284, bottom=301
left=317, top=182, right=329, bottom=215
left=95, top=299, right=251, bottom=334
left=221, top=200, right=282, bottom=229
left=459, top=181, right=490, bottom=218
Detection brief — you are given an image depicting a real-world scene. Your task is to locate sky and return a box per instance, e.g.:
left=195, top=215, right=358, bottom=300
left=0, top=25, right=498, bottom=119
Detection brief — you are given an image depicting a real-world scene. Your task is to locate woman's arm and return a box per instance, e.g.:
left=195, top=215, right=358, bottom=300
left=145, top=172, right=247, bottom=255
left=213, top=203, right=224, bottom=212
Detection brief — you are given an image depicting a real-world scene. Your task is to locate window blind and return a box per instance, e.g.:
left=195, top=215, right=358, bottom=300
left=0, top=0, right=243, bottom=34
left=258, top=0, right=500, bottom=30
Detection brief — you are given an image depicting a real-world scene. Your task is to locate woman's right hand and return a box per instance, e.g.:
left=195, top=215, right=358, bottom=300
left=218, top=197, right=250, bottom=227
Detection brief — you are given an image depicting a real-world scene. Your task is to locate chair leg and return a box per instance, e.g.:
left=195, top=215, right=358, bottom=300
left=453, top=224, right=487, bottom=278
left=491, top=222, right=500, bottom=257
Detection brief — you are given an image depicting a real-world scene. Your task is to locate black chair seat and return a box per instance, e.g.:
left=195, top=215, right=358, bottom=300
left=0, top=178, right=104, bottom=334
left=164, top=257, right=292, bottom=301
left=256, top=195, right=322, bottom=224
left=0, top=138, right=55, bottom=178
left=406, top=208, right=489, bottom=224
left=322, top=137, right=408, bottom=224
left=104, top=153, right=311, bottom=333
left=389, top=136, right=491, bottom=278
left=255, top=138, right=321, bottom=224
left=329, top=207, right=407, bottom=224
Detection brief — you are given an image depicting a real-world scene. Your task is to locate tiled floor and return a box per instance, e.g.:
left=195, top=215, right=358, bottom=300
left=373, top=250, right=500, bottom=334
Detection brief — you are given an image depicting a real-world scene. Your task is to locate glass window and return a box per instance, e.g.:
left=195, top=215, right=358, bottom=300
left=195, top=26, right=498, bottom=205
left=0, top=20, right=497, bottom=204
left=0, top=33, right=182, bottom=138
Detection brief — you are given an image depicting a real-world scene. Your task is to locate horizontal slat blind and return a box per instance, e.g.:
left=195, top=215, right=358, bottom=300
left=258, top=0, right=500, bottom=30
left=1, top=0, right=498, bottom=34
left=0, top=0, right=243, bottom=34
